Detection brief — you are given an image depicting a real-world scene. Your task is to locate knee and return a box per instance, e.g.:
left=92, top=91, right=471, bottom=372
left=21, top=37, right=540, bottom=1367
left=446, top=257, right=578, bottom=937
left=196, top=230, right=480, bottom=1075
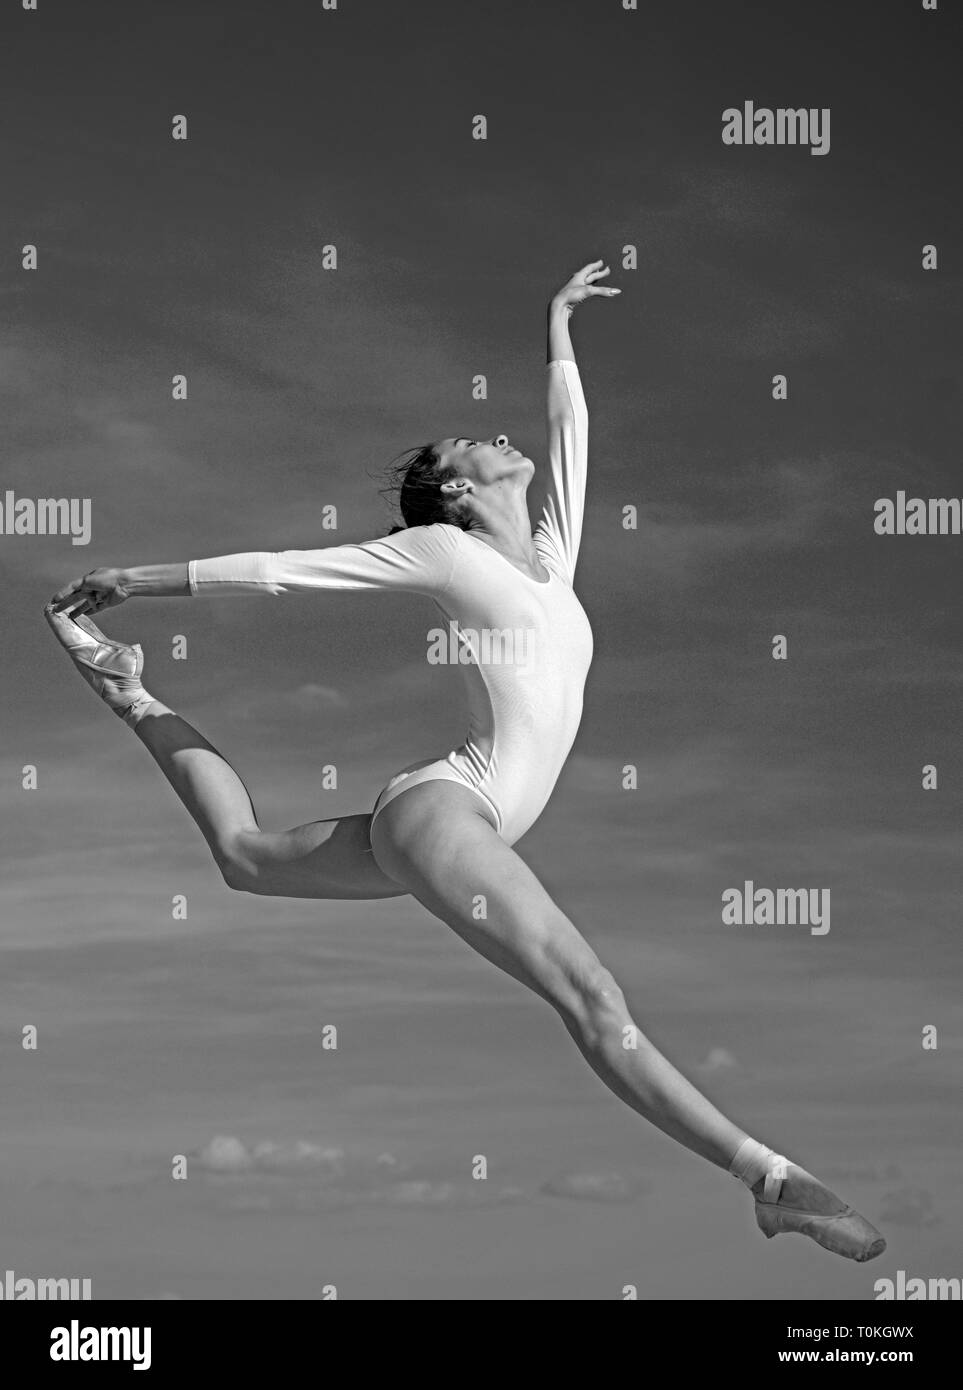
left=219, top=862, right=250, bottom=893
left=579, top=963, right=626, bottom=1016
left=214, top=846, right=255, bottom=894
left=565, top=966, right=627, bottom=1043
left=541, top=946, right=627, bottom=1041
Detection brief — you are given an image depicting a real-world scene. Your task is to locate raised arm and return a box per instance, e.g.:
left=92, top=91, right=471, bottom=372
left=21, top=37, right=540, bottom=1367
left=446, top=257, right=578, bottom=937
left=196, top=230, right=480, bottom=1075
left=534, top=260, right=620, bottom=583
left=547, top=293, right=576, bottom=366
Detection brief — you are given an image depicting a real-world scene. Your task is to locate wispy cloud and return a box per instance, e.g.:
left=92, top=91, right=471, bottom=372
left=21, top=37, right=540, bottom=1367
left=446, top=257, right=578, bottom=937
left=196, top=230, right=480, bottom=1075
left=540, top=1171, right=647, bottom=1203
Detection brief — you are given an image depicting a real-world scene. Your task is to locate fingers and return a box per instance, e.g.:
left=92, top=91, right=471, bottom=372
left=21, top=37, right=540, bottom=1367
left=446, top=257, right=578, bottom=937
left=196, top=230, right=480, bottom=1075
left=50, top=576, right=84, bottom=608
left=583, top=263, right=622, bottom=296
left=50, top=593, right=87, bottom=614
left=49, top=575, right=107, bottom=616
left=44, top=596, right=87, bottom=622
left=586, top=262, right=621, bottom=297
left=50, top=590, right=92, bottom=614
left=70, top=590, right=112, bottom=617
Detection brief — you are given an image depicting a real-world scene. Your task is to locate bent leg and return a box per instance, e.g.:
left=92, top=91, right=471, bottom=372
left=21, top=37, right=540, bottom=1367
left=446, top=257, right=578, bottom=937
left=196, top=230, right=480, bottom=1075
left=369, top=781, right=749, bottom=1170
left=45, top=604, right=403, bottom=898
left=133, top=706, right=405, bottom=899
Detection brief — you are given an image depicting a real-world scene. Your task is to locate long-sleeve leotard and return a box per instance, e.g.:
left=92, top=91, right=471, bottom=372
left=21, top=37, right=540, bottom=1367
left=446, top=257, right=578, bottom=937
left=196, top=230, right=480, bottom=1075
left=187, top=359, right=593, bottom=843
left=534, top=358, right=589, bottom=583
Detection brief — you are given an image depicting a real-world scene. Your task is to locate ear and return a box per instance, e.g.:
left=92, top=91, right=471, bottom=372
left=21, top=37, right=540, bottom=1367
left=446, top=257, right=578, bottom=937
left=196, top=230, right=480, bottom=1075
left=439, top=477, right=474, bottom=497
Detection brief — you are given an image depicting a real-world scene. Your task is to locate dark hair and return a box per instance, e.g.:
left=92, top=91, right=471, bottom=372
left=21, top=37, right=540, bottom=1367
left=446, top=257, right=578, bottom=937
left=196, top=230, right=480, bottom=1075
left=381, top=442, right=470, bottom=535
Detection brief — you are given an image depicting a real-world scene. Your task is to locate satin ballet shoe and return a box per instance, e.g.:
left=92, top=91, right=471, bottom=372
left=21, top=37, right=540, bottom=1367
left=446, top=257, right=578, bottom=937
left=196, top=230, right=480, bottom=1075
left=754, top=1154, right=887, bottom=1263
left=44, top=603, right=153, bottom=723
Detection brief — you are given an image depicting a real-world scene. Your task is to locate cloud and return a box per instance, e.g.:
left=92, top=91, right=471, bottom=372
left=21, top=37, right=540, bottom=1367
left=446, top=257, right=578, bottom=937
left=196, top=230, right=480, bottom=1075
left=249, top=1140, right=347, bottom=1174
left=198, top=1136, right=255, bottom=1173
left=223, top=682, right=349, bottom=720
left=384, top=1180, right=458, bottom=1206
left=695, top=1047, right=739, bottom=1077
left=189, top=1135, right=525, bottom=1212
left=540, top=1171, right=645, bottom=1203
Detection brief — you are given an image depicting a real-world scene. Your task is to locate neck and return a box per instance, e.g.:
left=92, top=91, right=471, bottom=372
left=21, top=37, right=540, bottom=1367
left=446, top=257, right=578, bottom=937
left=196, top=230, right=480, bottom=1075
left=463, top=492, right=538, bottom=565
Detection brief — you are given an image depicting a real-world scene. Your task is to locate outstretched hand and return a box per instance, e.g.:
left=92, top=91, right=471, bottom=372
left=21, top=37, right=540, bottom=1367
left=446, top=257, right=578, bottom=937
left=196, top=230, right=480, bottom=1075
left=552, top=260, right=621, bottom=311
left=48, top=567, right=131, bottom=617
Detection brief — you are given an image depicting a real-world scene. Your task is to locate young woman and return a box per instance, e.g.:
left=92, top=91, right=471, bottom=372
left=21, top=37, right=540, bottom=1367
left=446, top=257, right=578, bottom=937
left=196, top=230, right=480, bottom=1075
left=47, top=260, right=885, bottom=1263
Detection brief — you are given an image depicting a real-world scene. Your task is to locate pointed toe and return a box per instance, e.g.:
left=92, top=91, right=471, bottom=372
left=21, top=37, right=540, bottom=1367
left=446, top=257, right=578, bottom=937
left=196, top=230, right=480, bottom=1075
left=755, top=1199, right=887, bottom=1262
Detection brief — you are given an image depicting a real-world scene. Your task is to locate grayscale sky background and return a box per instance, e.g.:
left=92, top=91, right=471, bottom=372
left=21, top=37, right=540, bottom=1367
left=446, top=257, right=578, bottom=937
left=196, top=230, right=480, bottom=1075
left=1, top=0, right=960, bottom=1299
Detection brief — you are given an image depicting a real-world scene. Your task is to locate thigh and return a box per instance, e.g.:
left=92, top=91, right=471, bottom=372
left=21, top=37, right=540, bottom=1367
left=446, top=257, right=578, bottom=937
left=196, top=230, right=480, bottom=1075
left=233, top=813, right=408, bottom=900
left=369, top=781, right=605, bottom=1009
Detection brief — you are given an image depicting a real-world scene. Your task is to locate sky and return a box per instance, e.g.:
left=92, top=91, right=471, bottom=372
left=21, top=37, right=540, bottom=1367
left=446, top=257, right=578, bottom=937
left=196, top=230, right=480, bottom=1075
left=0, top=0, right=961, bottom=1300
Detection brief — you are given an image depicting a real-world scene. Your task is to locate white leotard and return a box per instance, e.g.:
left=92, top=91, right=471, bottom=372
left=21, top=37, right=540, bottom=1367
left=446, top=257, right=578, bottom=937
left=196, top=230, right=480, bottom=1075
left=188, top=359, right=593, bottom=844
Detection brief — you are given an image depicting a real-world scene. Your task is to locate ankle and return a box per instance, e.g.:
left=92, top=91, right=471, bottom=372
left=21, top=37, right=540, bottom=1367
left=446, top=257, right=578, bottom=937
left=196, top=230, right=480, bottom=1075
left=120, top=694, right=166, bottom=728
left=728, top=1136, right=777, bottom=1188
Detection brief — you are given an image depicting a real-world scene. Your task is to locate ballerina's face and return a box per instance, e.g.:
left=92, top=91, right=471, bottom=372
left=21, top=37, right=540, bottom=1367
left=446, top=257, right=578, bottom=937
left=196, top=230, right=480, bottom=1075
left=434, top=435, right=535, bottom=495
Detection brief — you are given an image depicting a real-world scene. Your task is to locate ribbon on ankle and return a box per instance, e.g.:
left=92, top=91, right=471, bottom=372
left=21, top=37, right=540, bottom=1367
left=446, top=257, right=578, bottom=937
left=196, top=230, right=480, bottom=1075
left=728, top=1136, right=788, bottom=1198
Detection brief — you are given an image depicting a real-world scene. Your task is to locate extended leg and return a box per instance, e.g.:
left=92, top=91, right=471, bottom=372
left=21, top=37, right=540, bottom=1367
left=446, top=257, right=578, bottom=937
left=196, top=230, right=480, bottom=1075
left=369, top=781, right=886, bottom=1260
left=370, top=781, right=748, bottom=1168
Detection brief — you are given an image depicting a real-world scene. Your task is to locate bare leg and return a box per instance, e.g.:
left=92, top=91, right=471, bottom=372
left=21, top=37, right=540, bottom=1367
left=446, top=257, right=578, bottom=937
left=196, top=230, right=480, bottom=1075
left=44, top=609, right=885, bottom=1254
left=370, top=780, right=748, bottom=1169
left=41, top=603, right=403, bottom=899
left=369, top=780, right=887, bottom=1266
left=132, top=705, right=405, bottom=899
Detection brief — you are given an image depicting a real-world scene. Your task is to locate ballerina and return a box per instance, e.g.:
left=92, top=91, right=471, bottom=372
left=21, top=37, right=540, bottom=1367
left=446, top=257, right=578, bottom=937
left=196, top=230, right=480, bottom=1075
left=46, top=260, right=885, bottom=1262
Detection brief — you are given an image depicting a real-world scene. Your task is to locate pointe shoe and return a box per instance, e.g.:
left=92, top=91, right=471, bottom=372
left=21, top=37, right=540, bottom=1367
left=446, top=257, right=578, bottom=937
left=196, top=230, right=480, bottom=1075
left=44, top=603, right=152, bottom=722
left=754, top=1155, right=887, bottom=1263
